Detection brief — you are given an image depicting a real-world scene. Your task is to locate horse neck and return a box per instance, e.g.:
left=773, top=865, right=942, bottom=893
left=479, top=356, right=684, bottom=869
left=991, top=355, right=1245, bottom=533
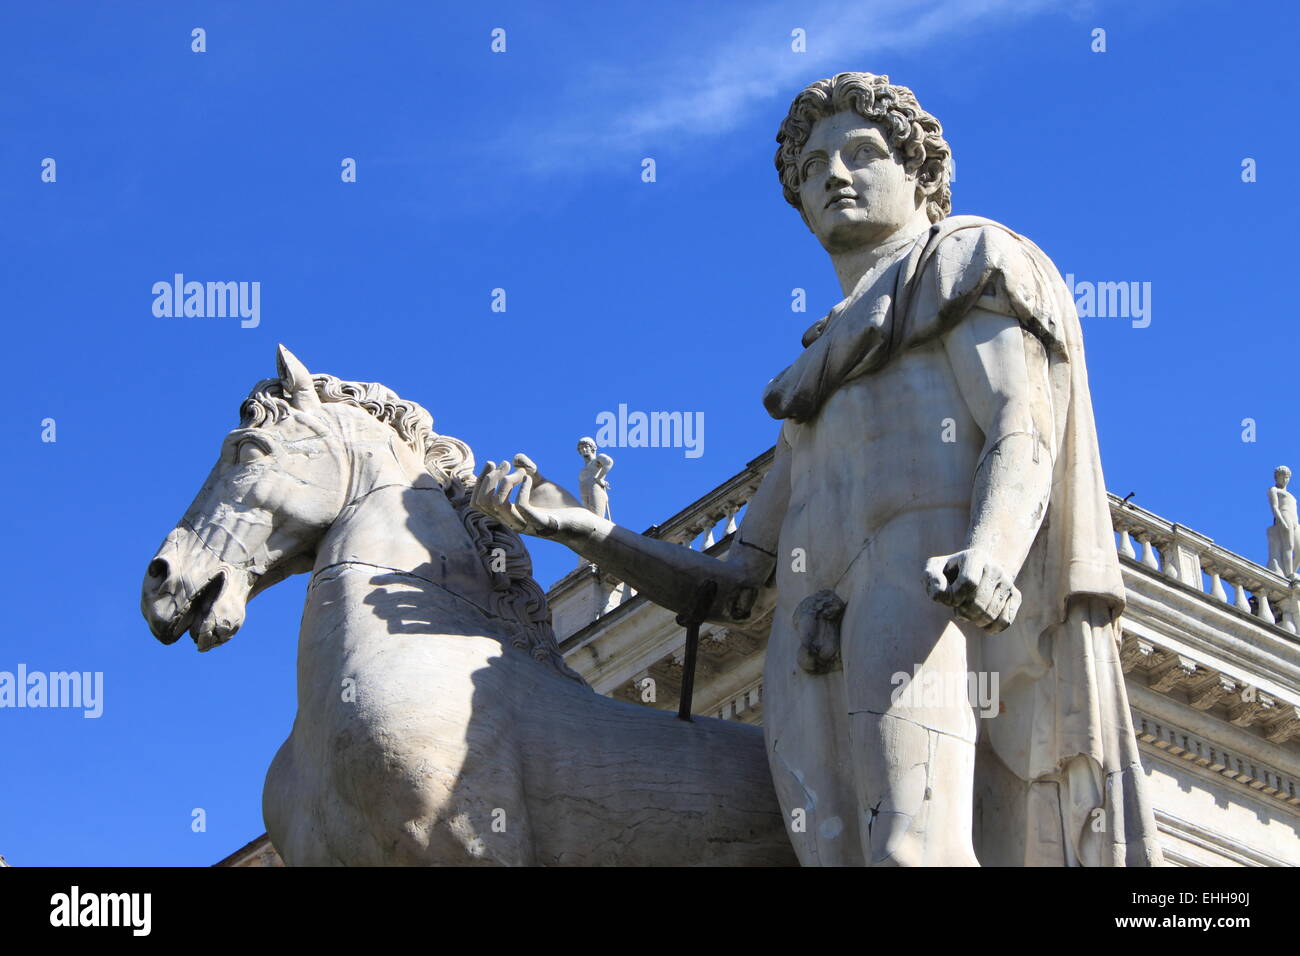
left=307, top=417, right=472, bottom=579
left=311, top=476, right=492, bottom=601
left=297, top=434, right=582, bottom=690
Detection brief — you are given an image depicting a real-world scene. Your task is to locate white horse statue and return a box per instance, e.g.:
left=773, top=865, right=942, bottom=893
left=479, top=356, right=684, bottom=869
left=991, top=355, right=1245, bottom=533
left=141, top=346, right=795, bottom=866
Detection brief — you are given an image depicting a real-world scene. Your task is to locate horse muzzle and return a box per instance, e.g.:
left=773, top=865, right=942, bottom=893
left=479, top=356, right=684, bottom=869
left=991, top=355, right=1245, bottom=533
left=142, top=528, right=251, bottom=652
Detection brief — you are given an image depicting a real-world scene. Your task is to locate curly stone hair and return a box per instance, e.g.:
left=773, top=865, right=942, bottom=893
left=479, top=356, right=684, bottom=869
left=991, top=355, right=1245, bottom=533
left=775, top=72, right=952, bottom=224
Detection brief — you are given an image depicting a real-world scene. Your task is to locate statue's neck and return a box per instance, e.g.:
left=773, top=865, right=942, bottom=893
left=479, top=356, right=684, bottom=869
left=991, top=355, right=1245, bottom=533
left=310, top=424, right=450, bottom=577
left=301, top=460, right=578, bottom=687
left=313, top=479, right=488, bottom=592
left=830, top=218, right=929, bottom=296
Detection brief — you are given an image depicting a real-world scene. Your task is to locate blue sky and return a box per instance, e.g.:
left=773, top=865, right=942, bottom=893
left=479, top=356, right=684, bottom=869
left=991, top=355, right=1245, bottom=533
left=2, top=0, right=1296, bottom=865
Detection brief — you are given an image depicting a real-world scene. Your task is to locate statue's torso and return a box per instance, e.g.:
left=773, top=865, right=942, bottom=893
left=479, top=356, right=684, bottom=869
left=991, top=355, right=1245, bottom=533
left=1275, top=488, right=1297, bottom=523
left=772, top=249, right=986, bottom=604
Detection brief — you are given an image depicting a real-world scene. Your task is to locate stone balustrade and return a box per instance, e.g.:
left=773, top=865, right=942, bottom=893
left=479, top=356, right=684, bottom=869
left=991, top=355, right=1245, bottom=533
left=1110, top=495, right=1300, bottom=636
left=642, top=448, right=773, bottom=552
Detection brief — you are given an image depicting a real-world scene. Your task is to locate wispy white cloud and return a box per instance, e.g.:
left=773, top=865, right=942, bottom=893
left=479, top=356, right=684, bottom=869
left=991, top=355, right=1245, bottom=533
left=514, top=0, right=1059, bottom=175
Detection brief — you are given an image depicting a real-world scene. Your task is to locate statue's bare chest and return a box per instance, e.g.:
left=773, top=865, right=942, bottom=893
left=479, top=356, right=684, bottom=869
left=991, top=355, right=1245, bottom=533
left=777, top=344, right=983, bottom=580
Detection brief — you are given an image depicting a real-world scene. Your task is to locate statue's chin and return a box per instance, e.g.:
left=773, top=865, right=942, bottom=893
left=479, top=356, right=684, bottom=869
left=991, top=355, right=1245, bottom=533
left=192, top=620, right=231, bottom=652
left=189, top=574, right=247, bottom=652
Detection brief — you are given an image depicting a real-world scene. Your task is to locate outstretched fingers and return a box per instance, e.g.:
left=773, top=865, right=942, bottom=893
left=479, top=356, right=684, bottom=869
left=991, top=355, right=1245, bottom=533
left=471, top=462, right=498, bottom=515
left=515, top=472, right=560, bottom=536
left=472, top=460, right=526, bottom=531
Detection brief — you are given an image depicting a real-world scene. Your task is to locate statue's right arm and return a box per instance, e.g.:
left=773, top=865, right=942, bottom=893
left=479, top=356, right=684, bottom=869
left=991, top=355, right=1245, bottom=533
left=472, top=440, right=790, bottom=623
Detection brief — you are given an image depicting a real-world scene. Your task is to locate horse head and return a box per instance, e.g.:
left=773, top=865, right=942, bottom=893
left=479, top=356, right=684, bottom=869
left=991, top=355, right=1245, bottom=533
left=140, top=345, right=430, bottom=651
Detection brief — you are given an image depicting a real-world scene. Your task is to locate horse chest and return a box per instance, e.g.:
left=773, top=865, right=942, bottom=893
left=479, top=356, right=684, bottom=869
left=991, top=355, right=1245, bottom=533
left=273, top=605, right=531, bottom=864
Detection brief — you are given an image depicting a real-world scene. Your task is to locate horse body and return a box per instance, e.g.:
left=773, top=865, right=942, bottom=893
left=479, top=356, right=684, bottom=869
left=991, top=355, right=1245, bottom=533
left=266, top=484, right=790, bottom=866
left=144, top=348, right=794, bottom=866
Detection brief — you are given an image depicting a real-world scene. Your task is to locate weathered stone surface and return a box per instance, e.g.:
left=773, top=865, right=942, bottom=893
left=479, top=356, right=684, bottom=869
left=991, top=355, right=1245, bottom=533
left=143, top=347, right=794, bottom=866
left=473, top=72, right=1162, bottom=866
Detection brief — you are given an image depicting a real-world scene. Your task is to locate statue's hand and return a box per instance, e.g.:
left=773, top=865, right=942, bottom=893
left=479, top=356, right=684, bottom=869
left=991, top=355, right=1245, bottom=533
left=471, top=454, right=596, bottom=541
left=923, top=549, right=1021, bottom=634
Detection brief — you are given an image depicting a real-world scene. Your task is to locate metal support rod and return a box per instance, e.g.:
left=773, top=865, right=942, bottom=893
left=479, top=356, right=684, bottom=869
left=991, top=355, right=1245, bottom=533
left=676, top=579, right=717, bottom=721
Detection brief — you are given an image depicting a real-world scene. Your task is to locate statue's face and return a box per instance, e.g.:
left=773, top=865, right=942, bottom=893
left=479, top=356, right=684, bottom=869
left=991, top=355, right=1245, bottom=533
left=796, top=111, right=922, bottom=252
left=1278, top=471, right=1290, bottom=489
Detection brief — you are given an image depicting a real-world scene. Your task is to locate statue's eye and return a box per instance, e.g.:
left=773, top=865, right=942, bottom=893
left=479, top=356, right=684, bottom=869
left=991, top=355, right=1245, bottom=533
left=237, top=440, right=268, bottom=464
left=802, top=157, right=827, bottom=180
left=854, top=144, right=880, bottom=162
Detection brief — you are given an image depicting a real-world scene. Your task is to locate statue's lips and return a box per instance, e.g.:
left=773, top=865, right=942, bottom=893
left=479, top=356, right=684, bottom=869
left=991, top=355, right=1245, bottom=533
left=160, top=573, right=225, bottom=647
left=825, top=193, right=858, bottom=209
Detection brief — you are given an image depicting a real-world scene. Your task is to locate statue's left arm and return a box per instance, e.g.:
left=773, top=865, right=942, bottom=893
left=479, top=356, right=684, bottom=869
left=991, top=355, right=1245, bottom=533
left=923, top=307, right=1053, bottom=632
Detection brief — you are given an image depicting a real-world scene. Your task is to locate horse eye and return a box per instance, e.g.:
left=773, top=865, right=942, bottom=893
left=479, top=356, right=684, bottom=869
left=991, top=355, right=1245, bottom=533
left=237, top=441, right=267, bottom=464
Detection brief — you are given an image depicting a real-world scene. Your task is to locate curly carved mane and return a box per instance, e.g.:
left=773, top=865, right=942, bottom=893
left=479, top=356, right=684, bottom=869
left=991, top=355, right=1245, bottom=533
left=240, top=374, right=585, bottom=685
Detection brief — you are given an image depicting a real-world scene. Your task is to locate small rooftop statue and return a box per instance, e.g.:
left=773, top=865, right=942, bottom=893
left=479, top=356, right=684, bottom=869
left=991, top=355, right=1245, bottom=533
left=577, top=437, right=613, bottom=520
left=1267, top=466, right=1300, bottom=581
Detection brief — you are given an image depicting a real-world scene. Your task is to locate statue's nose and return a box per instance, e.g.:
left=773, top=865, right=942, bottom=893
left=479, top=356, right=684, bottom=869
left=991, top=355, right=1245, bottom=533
left=144, top=530, right=188, bottom=597
left=825, top=156, right=851, bottom=187
left=147, top=557, right=170, bottom=584
left=141, top=551, right=184, bottom=642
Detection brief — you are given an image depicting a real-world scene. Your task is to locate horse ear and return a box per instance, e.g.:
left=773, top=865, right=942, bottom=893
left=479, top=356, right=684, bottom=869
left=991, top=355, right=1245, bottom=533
left=276, top=345, right=320, bottom=409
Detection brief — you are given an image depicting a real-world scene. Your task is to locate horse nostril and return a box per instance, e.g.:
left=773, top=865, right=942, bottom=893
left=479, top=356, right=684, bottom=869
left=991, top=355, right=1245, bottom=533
left=148, top=558, right=169, bottom=581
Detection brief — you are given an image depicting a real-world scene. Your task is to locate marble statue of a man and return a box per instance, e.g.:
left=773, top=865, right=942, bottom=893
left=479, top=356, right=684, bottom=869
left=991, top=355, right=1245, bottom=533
left=1267, top=466, right=1300, bottom=579
left=474, top=72, right=1162, bottom=866
left=577, top=437, right=613, bottom=520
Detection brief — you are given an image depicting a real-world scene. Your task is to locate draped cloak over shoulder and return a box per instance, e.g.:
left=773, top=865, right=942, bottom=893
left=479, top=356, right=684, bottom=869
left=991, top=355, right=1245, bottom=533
left=763, top=215, right=1163, bottom=867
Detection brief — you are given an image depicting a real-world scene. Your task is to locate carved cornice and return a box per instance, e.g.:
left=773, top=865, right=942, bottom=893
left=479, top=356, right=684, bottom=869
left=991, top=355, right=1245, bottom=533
left=1133, top=711, right=1300, bottom=808
left=1120, top=632, right=1300, bottom=746
left=715, top=680, right=764, bottom=723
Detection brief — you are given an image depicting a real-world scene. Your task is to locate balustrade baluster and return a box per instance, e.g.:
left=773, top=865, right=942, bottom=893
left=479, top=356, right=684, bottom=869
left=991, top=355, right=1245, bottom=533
left=1234, top=583, right=1251, bottom=611
left=1118, top=529, right=1136, bottom=559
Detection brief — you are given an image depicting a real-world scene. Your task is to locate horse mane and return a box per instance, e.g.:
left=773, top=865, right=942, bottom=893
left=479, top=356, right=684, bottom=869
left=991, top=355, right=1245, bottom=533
left=240, top=374, right=586, bottom=685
